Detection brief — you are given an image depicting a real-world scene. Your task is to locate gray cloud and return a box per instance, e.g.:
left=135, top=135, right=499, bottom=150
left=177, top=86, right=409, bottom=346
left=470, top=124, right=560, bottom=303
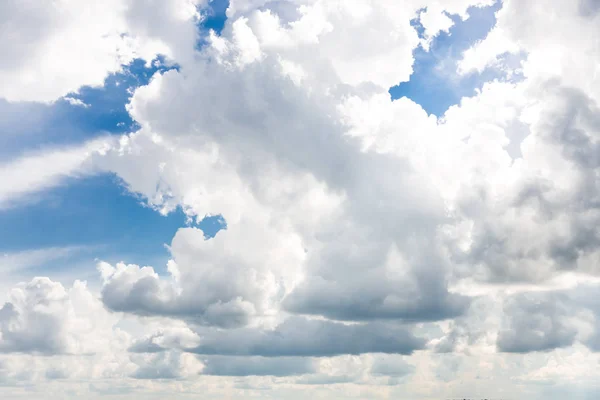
left=128, top=326, right=201, bottom=354
left=100, top=254, right=259, bottom=329
left=569, top=284, right=600, bottom=352
left=370, top=355, right=414, bottom=377
left=284, top=269, right=470, bottom=323
left=201, top=356, right=315, bottom=377
left=282, top=208, right=469, bottom=324
left=131, top=351, right=188, bottom=380
left=295, top=374, right=356, bottom=385
left=45, top=367, right=69, bottom=380
left=579, top=0, right=600, bottom=16
left=497, top=292, right=578, bottom=353
left=189, top=317, right=425, bottom=357
left=0, top=0, right=58, bottom=70
left=450, top=84, right=600, bottom=284
left=129, top=339, right=165, bottom=354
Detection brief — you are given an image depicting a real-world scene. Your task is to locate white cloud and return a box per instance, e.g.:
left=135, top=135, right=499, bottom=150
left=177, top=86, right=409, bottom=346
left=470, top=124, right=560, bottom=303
left=0, top=246, right=89, bottom=275
left=0, top=137, right=113, bottom=209
left=63, top=97, right=91, bottom=108
left=458, top=0, right=600, bottom=103
left=0, top=277, right=125, bottom=355
left=91, top=0, right=600, bottom=359
left=1, top=0, right=600, bottom=398
left=0, top=0, right=206, bottom=103
left=131, top=350, right=203, bottom=379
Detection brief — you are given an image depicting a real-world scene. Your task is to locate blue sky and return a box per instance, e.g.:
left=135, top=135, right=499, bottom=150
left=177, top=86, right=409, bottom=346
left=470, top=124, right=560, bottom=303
left=0, top=0, right=498, bottom=278
left=0, top=58, right=171, bottom=161
left=199, top=0, right=229, bottom=36
left=390, top=2, right=502, bottom=115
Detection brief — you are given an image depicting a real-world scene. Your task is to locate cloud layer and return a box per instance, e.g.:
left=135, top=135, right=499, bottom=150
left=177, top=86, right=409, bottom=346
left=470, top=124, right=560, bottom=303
left=1, top=0, right=600, bottom=399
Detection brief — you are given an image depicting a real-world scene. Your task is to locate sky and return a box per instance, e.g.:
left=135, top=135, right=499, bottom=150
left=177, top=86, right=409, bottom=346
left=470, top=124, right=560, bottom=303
left=0, top=0, right=600, bottom=399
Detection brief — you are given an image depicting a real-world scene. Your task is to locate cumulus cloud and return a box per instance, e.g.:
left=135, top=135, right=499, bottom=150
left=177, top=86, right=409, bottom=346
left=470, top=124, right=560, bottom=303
left=0, top=0, right=206, bottom=102
left=201, top=356, right=315, bottom=376
left=99, top=219, right=305, bottom=328
left=496, top=292, right=579, bottom=353
left=2, top=0, right=600, bottom=398
left=130, top=317, right=425, bottom=357
left=0, top=277, right=123, bottom=355
left=458, top=0, right=600, bottom=101
left=131, top=350, right=203, bottom=380
left=442, top=83, right=600, bottom=284
left=193, top=318, right=425, bottom=357
left=128, top=326, right=201, bottom=353
left=88, top=0, right=600, bottom=358
left=94, top=0, right=478, bottom=333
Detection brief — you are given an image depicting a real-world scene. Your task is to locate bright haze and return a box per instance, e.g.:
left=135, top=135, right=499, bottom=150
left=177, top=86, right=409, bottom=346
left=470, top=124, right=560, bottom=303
left=1, top=1, right=599, bottom=399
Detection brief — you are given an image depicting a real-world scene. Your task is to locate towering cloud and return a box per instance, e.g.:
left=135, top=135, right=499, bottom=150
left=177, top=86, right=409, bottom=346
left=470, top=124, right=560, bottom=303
left=1, top=1, right=600, bottom=399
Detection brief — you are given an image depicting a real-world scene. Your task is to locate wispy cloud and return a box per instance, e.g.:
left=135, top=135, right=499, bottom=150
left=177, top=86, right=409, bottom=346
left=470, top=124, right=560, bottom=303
left=0, top=245, right=96, bottom=275
left=0, top=137, right=113, bottom=209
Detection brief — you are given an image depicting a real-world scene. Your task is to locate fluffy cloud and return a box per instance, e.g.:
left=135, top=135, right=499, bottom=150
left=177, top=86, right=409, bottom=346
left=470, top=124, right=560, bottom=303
left=128, top=326, right=201, bottom=353
left=458, top=0, right=600, bottom=101
left=0, top=0, right=205, bottom=103
left=95, top=0, right=479, bottom=334
left=91, top=0, right=600, bottom=353
left=443, top=82, right=600, bottom=284
left=129, top=317, right=425, bottom=357
left=2, top=0, right=600, bottom=398
left=131, top=350, right=203, bottom=379
left=99, top=219, right=305, bottom=328
left=0, top=277, right=125, bottom=355
left=496, top=291, right=579, bottom=353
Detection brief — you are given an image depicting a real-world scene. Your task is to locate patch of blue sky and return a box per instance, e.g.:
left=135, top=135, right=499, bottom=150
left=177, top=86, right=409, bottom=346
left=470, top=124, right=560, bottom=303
left=196, top=0, right=229, bottom=51
left=0, top=57, right=174, bottom=161
left=0, top=173, right=225, bottom=275
left=390, top=1, right=504, bottom=117
left=201, top=0, right=229, bottom=34
left=0, top=49, right=225, bottom=276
